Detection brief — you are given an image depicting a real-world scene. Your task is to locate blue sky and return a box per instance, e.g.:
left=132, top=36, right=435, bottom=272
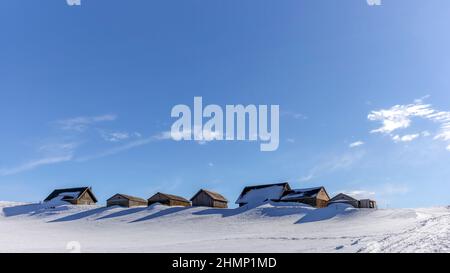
left=1, top=0, right=450, bottom=208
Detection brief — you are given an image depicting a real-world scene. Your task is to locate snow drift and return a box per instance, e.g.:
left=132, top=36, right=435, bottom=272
left=1, top=200, right=449, bottom=253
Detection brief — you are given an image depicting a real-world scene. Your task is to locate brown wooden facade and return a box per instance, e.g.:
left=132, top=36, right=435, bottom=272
left=328, top=193, right=377, bottom=209
left=191, top=189, right=228, bottom=208
left=148, top=192, right=191, bottom=207
left=281, top=187, right=330, bottom=208
left=107, top=194, right=148, bottom=208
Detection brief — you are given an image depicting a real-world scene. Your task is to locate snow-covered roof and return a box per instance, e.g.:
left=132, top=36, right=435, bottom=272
left=44, top=187, right=98, bottom=203
left=236, top=185, right=286, bottom=205
left=108, top=194, right=148, bottom=203
left=56, top=192, right=79, bottom=200
left=328, top=199, right=355, bottom=204
left=148, top=192, right=190, bottom=203
left=280, top=187, right=325, bottom=201
left=329, top=193, right=358, bottom=203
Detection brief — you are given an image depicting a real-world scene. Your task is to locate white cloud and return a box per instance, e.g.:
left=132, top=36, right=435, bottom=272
left=57, top=114, right=117, bottom=131
left=208, top=162, right=214, bottom=167
left=349, top=141, right=364, bottom=148
left=392, top=134, right=419, bottom=142
left=342, top=190, right=376, bottom=200
left=286, top=138, right=295, bottom=143
left=368, top=99, right=450, bottom=150
left=368, top=103, right=434, bottom=134
left=0, top=155, right=73, bottom=176
left=337, top=183, right=409, bottom=208
left=366, top=0, right=381, bottom=6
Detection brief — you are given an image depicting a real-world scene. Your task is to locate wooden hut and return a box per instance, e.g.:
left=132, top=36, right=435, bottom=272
left=147, top=192, right=191, bottom=207
left=280, top=186, right=330, bottom=208
left=107, top=194, right=148, bottom=208
left=327, top=193, right=359, bottom=208
left=359, top=199, right=377, bottom=209
left=328, top=193, right=377, bottom=209
left=235, top=182, right=291, bottom=207
left=190, top=189, right=228, bottom=208
left=44, top=187, right=97, bottom=205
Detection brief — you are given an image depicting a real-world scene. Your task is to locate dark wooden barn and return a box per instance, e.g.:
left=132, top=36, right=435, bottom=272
left=190, top=189, right=228, bottom=208
left=280, top=186, right=330, bottom=208
left=359, top=199, right=377, bottom=209
left=235, top=182, right=292, bottom=207
left=328, top=193, right=377, bottom=209
left=147, top=192, right=191, bottom=207
left=106, top=194, right=148, bottom=208
left=327, top=193, right=359, bottom=208
left=44, top=187, right=98, bottom=205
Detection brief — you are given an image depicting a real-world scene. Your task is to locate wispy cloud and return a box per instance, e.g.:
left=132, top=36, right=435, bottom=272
left=341, top=190, right=376, bottom=199
left=0, top=155, right=73, bottom=176
left=338, top=183, right=410, bottom=207
left=368, top=97, right=450, bottom=150
left=37, top=142, right=78, bottom=154
left=281, top=111, right=307, bottom=120
left=0, top=141, right=77, bottom=176
left=349, top=141, right=364, bottom=148
left=56, top=114, right=117, bottom=132
left=299, top=150, right=365, bottom=182
left=100, top=131, right=142, bottom=142
left=75, top=135, right=160, bottom=162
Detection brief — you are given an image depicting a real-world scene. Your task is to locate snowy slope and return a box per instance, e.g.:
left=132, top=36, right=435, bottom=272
left=1, top=200, right=449, bottom=253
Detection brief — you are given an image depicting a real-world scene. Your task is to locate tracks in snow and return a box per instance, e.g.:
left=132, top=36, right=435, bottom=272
left=358, top=212, right=450, bottom=253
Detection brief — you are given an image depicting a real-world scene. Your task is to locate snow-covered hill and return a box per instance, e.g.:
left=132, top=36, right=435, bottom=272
left=1, top=201, right=449, bottom=253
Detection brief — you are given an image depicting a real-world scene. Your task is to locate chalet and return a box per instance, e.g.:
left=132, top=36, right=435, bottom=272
left=106, top=194, right=148, bottom=208
left=191, top=189, right=228, bottom=208
left=148, top=192, right=191, bottom=207
left=327, top=193, right=359, bottom=208
left=280, top=186, right=330, bottom=208
left=235, top=182, right=292, bottom=207
left=44, top=187, right=98, bottom=205
left=328, top=193, right=377, bottom=209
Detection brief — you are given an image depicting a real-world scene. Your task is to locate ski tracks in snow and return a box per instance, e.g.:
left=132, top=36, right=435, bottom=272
left=358, top=210, right=450, bottom=253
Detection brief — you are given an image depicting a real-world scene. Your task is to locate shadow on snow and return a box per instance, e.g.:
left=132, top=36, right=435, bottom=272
left=131, top=207, right=195, bottom=223
left=50, top=207, right=113, bottom=222
left=96, top=206, right=149, bottom=220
